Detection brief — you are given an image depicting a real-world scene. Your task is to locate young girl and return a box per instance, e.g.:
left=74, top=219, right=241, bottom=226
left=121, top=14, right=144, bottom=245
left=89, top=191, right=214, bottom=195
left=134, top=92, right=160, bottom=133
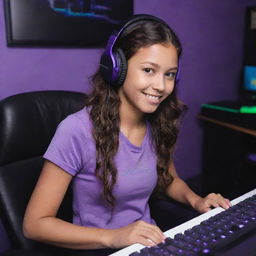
left=23, top=14, right=230, bottom=255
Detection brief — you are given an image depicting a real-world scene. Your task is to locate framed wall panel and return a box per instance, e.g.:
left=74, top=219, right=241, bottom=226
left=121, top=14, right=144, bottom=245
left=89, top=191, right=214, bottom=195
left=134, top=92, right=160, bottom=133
left=3, top=0, right=133, bottom=47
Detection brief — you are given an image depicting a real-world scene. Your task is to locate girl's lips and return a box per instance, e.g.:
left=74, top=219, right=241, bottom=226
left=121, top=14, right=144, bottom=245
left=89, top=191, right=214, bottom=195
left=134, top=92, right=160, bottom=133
left=142, top=92, right=162, bottom=104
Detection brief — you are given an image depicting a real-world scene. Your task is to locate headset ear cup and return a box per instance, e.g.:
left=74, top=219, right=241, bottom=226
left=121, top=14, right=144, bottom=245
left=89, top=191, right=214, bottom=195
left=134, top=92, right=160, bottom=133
left=115, top=48, right=127, bottom=87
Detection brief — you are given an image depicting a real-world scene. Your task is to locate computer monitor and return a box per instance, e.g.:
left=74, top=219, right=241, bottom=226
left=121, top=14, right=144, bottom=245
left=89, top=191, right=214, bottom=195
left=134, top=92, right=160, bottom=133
left=243, top=65, right=256, bottom=97
left=242, top=7, right=256, bottom=100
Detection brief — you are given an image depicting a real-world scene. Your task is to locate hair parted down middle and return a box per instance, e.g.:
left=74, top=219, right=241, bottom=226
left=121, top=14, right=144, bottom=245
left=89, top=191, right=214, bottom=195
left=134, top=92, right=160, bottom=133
left=85, top=20, right=186, bottom=208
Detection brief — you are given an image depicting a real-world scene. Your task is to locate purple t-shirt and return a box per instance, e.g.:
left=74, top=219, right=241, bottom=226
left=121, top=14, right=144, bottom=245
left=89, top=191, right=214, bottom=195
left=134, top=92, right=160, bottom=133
left=44, top=107, right=158, bottom=229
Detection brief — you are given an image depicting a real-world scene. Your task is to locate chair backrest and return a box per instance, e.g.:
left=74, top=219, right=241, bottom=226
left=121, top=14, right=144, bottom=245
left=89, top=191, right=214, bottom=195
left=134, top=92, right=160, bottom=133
left=0, top=90, right=85, bottom=250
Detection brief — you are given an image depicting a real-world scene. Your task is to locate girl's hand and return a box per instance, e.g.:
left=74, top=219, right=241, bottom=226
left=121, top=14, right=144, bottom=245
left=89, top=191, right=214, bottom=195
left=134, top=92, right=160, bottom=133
left=193, top=193, right=231, bottom=213
left=107, top=220, right=166, bottom=248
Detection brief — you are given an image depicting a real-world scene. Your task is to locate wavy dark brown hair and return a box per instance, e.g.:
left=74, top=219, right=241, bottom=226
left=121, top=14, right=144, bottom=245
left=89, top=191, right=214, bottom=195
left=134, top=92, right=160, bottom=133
left=85, top=19, right=186, bottom=208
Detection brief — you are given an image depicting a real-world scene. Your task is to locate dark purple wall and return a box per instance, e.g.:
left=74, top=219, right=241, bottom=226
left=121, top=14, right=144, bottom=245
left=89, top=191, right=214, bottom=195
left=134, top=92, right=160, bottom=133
left=1, top=0, right=256, bottom=252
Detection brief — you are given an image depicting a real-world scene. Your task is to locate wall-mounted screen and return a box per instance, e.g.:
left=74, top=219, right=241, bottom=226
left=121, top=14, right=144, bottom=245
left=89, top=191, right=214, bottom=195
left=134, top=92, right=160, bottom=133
left=4, top=0, right=133, bottom=47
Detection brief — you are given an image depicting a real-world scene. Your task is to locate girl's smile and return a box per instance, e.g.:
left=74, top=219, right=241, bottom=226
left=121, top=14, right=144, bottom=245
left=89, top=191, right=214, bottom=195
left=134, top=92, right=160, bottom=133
left=142, top=92, right=162, bottom=104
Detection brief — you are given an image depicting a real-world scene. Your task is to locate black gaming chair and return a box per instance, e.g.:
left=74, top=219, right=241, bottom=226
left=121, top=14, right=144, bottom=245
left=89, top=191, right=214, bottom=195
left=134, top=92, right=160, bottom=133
left=0, top=91, right=86, bottom=255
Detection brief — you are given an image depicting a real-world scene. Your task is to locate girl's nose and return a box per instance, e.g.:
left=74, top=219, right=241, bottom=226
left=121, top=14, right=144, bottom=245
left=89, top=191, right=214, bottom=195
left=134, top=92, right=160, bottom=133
left=152, top=75, right=165, bottom=92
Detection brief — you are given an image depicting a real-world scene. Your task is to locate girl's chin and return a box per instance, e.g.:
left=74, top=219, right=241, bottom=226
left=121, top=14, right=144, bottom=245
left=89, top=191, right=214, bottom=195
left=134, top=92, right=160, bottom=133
left=140, top=105, right=159, bottom=114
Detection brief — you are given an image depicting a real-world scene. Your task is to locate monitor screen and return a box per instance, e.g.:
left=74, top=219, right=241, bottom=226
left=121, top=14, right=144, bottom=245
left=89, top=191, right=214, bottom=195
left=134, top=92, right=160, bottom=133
left=3, top=0, right=133, bottom=47
left=242, top=7, right=256, bottom=99
left=244, top=65, right=256, bottom=93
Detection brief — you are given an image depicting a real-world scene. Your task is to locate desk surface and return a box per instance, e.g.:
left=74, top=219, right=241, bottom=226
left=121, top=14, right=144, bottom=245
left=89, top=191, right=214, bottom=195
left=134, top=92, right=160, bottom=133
left=199, top=115, right=256, bottom=137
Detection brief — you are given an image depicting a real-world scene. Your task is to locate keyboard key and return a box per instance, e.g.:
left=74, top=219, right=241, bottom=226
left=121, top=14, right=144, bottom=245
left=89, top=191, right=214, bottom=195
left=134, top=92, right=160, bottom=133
left=129, top=252, right=140, bottom=256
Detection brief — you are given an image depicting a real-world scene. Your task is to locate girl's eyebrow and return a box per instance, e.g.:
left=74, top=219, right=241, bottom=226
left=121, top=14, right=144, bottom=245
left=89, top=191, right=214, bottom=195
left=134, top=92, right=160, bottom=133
left=140, top=61, right=178, bottom=71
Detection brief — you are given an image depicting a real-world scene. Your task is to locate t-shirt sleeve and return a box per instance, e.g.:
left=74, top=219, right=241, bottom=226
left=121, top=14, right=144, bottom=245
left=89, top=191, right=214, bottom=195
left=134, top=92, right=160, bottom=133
left=43, top=115, right=86, bottom=176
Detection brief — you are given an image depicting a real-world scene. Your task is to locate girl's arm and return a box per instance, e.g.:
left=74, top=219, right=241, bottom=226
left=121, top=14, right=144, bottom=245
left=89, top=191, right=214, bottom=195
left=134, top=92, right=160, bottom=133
left=165, top=162, right=231, bottom=213
left=23, top=160, right=165, bottom=249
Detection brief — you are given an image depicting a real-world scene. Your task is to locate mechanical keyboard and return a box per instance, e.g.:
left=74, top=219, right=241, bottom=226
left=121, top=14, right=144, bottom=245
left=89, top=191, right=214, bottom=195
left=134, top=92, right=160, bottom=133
left=109, top=188, right=256, bottom=256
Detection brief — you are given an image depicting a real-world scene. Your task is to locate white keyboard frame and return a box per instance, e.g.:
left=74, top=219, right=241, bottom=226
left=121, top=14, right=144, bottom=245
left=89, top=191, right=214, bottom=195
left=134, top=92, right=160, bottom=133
left=109, top=188, right=256, bottom=256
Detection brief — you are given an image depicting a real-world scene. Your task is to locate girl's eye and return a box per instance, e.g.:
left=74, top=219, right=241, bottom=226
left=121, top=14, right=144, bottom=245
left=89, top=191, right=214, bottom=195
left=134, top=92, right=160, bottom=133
left=166, top=72, right=176, bottom=80
left=143, top=68, right=154, bottom=74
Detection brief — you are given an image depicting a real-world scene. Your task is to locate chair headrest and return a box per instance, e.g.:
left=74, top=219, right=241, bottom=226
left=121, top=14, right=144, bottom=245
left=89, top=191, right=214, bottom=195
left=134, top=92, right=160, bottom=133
left=0, top=91, right=85, bottom=165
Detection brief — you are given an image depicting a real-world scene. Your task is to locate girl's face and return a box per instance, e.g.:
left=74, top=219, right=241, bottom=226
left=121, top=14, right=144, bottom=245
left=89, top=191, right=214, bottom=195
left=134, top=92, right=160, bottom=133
left=118, top=42, right=178, bottom=116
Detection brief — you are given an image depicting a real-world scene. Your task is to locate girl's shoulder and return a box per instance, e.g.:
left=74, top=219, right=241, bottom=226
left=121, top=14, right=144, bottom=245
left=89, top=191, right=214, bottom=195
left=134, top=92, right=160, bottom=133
left=57, top=107, right=93, bottom=138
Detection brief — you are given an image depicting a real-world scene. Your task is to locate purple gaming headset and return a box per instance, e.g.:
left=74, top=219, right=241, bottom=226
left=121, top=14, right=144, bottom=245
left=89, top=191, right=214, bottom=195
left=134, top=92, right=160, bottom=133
left=99, top=14, right=179, bottom=87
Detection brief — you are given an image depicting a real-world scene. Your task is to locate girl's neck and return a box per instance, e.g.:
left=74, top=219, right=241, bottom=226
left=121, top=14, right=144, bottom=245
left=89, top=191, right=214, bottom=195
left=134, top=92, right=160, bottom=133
left=119, top=102, right=145, bottom=131
left=119, top=104, right=147, bottom=147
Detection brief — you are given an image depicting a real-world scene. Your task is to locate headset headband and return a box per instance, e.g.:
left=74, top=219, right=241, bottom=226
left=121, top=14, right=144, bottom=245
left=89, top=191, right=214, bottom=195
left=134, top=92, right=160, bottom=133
left=108, top=14, right=170, bottom=53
